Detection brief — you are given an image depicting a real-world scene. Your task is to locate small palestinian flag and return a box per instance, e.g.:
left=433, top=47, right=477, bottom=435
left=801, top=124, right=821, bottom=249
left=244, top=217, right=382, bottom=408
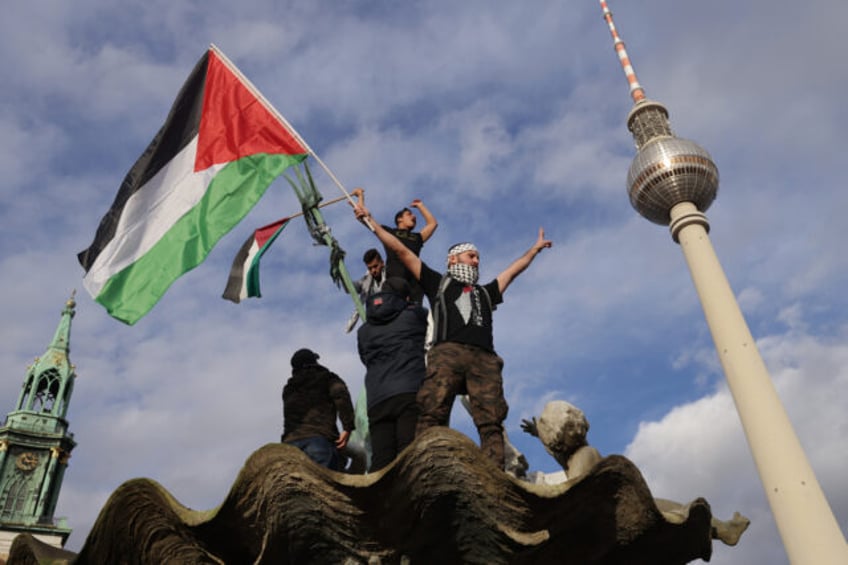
left=78, top=46, right=308, bottom=325
left=222, top=217, right=291, bottom=303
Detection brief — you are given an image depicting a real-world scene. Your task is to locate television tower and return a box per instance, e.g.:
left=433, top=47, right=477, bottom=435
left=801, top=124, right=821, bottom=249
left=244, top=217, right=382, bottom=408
left=598, top=2, right=848, bottom=563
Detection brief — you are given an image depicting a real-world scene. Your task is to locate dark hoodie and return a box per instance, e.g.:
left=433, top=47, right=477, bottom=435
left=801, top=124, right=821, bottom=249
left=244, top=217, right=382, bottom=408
left=281, top=364, right=355, bottom=443
left=357, top=291, right=428, bottom=409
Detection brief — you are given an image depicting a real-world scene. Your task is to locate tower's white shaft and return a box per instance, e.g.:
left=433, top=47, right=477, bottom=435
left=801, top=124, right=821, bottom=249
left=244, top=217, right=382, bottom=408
left=670, top=202, right=848, bottom=564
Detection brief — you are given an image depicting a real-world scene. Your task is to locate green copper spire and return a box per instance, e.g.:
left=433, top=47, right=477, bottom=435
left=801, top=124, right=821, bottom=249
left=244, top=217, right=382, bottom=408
left=14, top=291, right=77, bottom=420
left=0, top=293, right=77, bottom=554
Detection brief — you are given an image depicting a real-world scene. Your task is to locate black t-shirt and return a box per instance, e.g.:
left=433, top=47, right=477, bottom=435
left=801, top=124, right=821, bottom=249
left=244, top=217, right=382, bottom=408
left=419, top=262, right=503, bottom=352
left=382, top=225, right=425, bottom=301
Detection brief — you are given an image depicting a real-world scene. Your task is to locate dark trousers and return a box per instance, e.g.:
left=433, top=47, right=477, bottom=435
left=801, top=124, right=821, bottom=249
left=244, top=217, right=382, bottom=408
left=416, top=342, right=508, bottom=469
left=286, top=436, right=340, bottom=471
left=368, top=393, right=419, bottom=472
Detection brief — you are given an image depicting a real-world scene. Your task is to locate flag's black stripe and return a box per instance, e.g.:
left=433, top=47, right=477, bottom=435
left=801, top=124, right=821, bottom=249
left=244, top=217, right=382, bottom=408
left=77, top=51, right=211, bottom=272
left=221, top=231, right=257, bottom=304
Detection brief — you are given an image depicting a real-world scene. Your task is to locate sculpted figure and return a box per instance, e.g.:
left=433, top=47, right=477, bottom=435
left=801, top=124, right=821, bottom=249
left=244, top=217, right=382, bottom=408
left=522, top=400, right=750, bottom=546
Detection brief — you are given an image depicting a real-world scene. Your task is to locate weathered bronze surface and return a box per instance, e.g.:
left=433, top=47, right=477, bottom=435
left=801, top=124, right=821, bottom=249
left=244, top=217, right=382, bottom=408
left=11, top=428, right=721, bottom=564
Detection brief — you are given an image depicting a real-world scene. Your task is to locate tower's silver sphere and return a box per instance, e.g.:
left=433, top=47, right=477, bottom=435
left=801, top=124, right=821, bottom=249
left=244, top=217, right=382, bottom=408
left=627, top=136, right=719, bottom=225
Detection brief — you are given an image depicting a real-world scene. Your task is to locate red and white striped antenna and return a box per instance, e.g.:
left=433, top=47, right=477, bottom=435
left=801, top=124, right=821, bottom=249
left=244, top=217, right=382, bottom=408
left=599, top=0, right=646, bottom=103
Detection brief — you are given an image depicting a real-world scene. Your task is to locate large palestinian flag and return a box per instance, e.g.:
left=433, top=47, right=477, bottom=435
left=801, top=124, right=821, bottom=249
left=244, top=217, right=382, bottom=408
left=78, top=46, right=308, bottom=325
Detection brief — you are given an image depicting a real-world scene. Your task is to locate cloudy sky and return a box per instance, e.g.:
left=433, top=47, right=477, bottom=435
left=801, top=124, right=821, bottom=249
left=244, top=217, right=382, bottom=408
left=1, top=0, right=845, bottom=562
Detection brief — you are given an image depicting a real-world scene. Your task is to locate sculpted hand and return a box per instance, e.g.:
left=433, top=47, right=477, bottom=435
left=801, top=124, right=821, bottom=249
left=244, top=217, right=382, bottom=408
left=520, top=417, right=539, bottom=437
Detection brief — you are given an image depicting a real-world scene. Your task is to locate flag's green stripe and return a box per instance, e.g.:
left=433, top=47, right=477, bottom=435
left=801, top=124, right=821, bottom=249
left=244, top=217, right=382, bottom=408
left=245, top=220, right=290, bottom=298
left=96, top=152, right=307, bottom=324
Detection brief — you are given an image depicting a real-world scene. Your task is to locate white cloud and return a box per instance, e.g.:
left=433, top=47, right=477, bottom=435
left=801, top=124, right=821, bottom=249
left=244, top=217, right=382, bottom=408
left=626, top=326, right=848, bottom=565
left=0, top=1, right=846, bottom=561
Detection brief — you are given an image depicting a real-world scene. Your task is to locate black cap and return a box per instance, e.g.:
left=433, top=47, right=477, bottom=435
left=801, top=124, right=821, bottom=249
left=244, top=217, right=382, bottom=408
left=291, top=348, right=320, bottom=369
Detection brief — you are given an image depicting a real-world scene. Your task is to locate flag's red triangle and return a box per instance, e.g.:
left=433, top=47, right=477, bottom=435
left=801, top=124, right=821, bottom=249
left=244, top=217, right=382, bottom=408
left=254, top=217, right=290, bottom=248
left=195, top=50, right=307, bottom=171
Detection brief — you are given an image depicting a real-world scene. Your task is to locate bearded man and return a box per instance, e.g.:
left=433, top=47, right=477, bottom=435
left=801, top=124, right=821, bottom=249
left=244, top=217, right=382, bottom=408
left=354, top=202, right=551, bottom=469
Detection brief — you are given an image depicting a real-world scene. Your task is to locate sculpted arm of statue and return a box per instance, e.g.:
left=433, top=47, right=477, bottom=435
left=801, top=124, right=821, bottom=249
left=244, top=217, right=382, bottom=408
left=410, top=199, right=438, bottom=242
left=520, top=417, right=539, bottom=437
left=565, top=445, right=603, bottom=479
left=355, top=204, right=422, bottom=280
left=496, top=227, right=552, bottom=294
left=653, top=499, right=750, bottom=546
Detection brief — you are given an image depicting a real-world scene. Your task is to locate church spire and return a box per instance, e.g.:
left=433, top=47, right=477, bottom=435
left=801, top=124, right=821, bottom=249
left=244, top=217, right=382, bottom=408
left=0, top=293, right=78, bottom=555
left=14, top=292, right=77, bottom=419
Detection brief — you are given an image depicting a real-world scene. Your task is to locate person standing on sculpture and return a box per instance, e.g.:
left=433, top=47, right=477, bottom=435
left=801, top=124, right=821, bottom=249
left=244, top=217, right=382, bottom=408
left=357, top=277, right=428, bottom=472
left=345, top=247, right=387, bottom=333
left=281, top=349, right=356, bottom=471
left=352, top=187, right=438, bottom=304
left=353, top=201, right=552, bottom=469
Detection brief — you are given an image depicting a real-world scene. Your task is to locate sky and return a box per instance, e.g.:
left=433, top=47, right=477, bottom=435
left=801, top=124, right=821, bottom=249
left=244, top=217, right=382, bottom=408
left=0, top=1, right=846, bottom=563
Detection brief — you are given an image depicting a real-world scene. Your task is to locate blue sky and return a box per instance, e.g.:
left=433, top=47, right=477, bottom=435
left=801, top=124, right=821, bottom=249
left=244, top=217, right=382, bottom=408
left=1, top=1, right=846, bottom=562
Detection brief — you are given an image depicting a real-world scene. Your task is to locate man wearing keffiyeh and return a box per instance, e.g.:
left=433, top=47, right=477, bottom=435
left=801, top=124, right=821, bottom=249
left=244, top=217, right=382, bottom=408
left=353, top=202, right=552, bottom=470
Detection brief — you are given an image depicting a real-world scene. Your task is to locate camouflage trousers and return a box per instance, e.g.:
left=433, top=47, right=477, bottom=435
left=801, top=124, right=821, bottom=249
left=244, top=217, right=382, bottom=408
left=416, top=342, right=508, bottom=469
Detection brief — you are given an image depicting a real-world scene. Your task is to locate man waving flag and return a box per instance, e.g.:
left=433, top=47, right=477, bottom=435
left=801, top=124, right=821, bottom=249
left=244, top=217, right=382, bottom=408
left=78, top=45, right=308, bottom=325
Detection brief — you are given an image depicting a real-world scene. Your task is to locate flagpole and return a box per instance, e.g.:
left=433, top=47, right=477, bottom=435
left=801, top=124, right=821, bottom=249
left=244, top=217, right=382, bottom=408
left=285, top=194, right=350, bottom=220
left=209, top=44, right=374, bottom=231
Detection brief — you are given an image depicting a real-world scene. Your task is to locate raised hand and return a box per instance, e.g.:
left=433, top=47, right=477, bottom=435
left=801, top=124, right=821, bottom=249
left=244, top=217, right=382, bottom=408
left=520, top=417, right=539, bottom=437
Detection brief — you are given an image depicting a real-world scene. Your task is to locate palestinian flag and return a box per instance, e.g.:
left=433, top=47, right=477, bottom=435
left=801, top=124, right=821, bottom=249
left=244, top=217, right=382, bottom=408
left=78, top=46, right=308, bottom=325
left=222, top=217, right=291, bottom=303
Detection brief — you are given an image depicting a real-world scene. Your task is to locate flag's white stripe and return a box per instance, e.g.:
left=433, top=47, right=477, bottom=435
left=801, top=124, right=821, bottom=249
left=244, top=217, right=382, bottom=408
left=84, top=137, right=225, bottom=297
left=239, top=241, right=262, bottom=300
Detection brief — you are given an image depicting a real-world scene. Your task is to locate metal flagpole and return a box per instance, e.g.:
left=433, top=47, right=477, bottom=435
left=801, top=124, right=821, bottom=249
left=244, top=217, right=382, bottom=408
left=285, top=194, right=350, bottom=220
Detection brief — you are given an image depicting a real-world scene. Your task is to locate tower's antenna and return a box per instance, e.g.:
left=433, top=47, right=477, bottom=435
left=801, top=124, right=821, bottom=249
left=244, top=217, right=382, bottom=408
left=598, top=2, right=848, bottom=563
left=599, top=0, right=645, bottom=103
left=598, top=0, right=717, bottom=225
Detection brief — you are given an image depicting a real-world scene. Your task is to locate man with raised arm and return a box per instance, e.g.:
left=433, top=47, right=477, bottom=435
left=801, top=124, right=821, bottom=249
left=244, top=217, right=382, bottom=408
left=353, top=202, right=551, bottom=470
left=351, top=188, right=438, bottom=304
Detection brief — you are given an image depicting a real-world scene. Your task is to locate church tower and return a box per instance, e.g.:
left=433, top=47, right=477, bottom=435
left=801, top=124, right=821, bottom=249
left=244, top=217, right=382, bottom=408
left=0, top=293, right=77, bottom=554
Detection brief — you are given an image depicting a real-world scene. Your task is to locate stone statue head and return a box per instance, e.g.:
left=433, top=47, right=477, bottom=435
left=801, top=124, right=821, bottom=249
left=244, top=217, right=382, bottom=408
left=536, top=401, right=590, bottom=461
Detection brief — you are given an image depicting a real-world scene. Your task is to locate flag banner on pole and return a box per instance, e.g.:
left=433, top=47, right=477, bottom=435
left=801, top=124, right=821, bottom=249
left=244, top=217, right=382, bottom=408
left=77, top=46, right=308, bottom=324
left=222, top=217, right=291, bottom=303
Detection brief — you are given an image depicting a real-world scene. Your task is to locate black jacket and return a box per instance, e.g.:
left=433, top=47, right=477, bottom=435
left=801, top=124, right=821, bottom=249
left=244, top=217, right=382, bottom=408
left=357, top=291, right=428, bottom=409
left=281, top=364, right=355, bottom=442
